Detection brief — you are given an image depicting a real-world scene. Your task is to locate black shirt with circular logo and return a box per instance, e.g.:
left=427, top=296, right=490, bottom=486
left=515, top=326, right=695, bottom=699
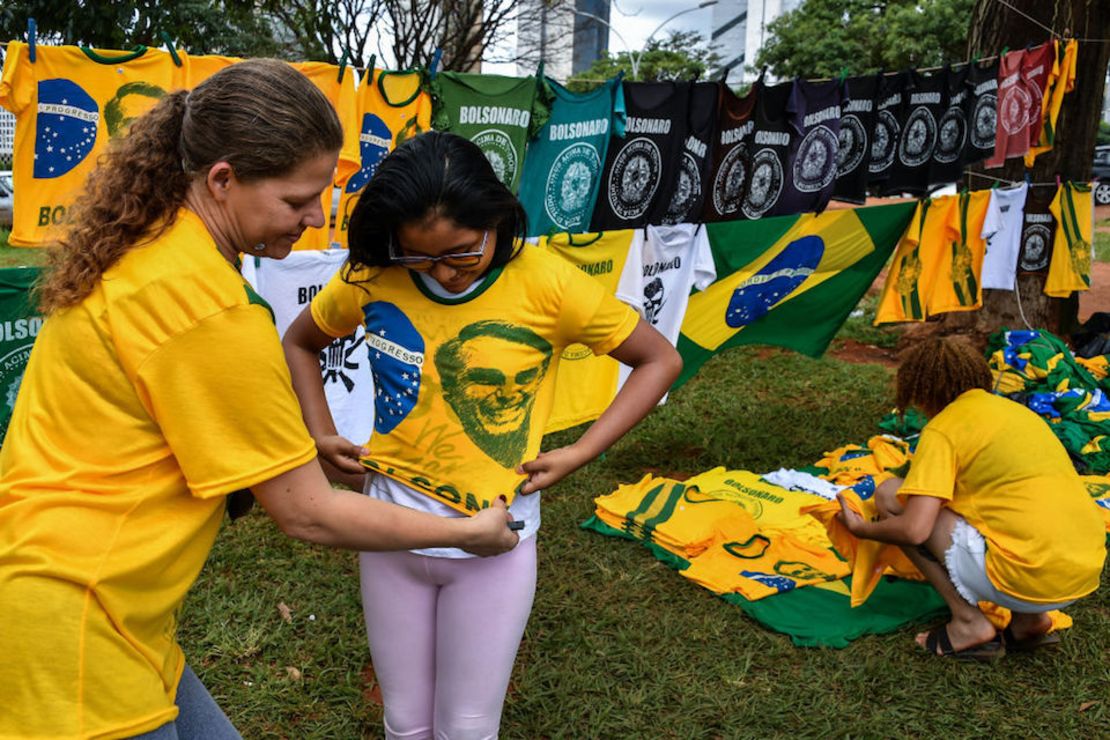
left=591, top=80, right=688, bottom=231
left=929, top=64, right=971, bottom=188
left=867, top=71, right=910, bottom=191
left=743, top=79, right=793, bottom=220
left=884, top=69, right=947, bottom=196
left=964, top=58, right=1000, bottom=167
left=1018, top=185, right=1056, bottom=274
left=832, top=74, right=879, bottom=205
left=655, top=81, right=719, bottom=225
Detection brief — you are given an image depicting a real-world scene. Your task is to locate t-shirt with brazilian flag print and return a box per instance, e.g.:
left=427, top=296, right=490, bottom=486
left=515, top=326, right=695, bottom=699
left=333, top=67, right=432, bottom=248
left=673, top=202, right=915, bottom=387
left=0, top=41, right=188, bottom=246
left=0, top=208, right=318, bottom=738
left=537, top=230, right=644, bottom=433
left=874, top=196, right=959, bottom=324
left=430, top=71, right=549, bottom=194
left=518, top=76, right=625, bottom=237
left=1044, top=181, right=1093, bottom=298
left=309, top=246, right=639, bottom=515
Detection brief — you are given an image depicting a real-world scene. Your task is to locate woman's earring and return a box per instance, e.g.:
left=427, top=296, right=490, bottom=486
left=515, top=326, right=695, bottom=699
left=253, top=243, right=266, bottom=252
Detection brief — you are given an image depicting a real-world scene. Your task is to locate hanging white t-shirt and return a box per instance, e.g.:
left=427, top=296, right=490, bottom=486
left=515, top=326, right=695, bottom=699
left=243, top=250, right=375, bottom=445
left=980, top=183, right=1029, bottom=291
left=617, top=223, right=716, bottom=399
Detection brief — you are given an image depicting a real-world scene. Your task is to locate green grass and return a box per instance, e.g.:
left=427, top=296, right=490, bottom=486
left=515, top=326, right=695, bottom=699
left=1095, top=223, right=1110, bottom=263
left=180, top=343, right=1110, bottom=738
left=0, top=232, right=48, bottom=268
left=827, top=293, right=902, bottom=349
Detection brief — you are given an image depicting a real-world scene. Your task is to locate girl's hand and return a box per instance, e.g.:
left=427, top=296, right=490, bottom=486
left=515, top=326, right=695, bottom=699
left=315, top=434, right=369, bottom=475
left=516, top=445, right=591, bottom=494
left=836, top=493, right=868, bottom=537
left=461, top=498, right=520, bottom=557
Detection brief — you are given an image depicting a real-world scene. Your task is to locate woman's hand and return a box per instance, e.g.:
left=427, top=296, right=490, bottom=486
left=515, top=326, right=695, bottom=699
left=315, top=434, right=369, bottom=475
left=460, top=498, right=520, bottom=557
left=516, top=445, right=591, bottom=494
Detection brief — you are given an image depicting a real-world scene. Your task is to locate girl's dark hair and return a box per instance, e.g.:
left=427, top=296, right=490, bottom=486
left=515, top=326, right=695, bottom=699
left=37, top=58, right=344, bottom=313
left=896, top=336, right=993, bottom=416
left=344, top=131, right=528, bottom=276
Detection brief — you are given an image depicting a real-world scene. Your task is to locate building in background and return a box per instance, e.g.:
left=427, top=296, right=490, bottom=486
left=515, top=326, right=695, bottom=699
left=712, top=0, right=801, bottom=85
left=517, top=0, right=610, bottom=83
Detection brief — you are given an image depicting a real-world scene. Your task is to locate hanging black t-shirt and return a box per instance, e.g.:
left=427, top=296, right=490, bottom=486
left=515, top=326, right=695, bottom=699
left=884, top=69, right=947, bottom=196
left=832, top=74, right=879, bottom=205
left=929, top=65, right=971, bottom=188
left=778, top=78, right=842, bottom=215
left=702, top=81, right=757, bottom=222
left=1018, top=186, right=1056, bottom=274
left=867, top=71, right=910, bottom=191
left=591, top=80, right=688, bottom=231
left=743, top=80, right=793, bottom=220
left=964, top=58, right=1000, bottom=168
left=657, top=81, right=719, bottom=224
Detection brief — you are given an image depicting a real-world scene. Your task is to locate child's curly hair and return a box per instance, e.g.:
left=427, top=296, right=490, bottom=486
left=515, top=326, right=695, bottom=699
left=896, top=336, right=992, bottom=417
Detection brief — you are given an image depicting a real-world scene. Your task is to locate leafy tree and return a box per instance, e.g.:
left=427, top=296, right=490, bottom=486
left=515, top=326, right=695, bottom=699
left=755, top=0, right=974, bottom=79
left=1099, top=121, right=1110, bottom=147
left=565, top=30, right=722, bottom=92
left=0, top=1, right=283, bottom=58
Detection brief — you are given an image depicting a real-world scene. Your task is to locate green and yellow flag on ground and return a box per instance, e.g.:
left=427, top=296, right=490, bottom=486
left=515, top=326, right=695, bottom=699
left=674, top=202, right=916, bottom=387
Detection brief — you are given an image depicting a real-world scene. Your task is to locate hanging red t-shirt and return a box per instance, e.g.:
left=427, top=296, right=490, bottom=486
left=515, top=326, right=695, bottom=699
left=1020, top=42, right=1056, bottom=147
left=986, top=49, right=1031, bottom=168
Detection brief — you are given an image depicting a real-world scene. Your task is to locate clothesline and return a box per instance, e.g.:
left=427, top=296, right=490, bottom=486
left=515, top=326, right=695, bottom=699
left=965, top=170, right=1064, bottom=189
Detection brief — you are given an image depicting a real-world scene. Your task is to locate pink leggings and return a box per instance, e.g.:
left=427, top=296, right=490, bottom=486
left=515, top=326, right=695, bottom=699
left=358, top=537, right=537, bottom=740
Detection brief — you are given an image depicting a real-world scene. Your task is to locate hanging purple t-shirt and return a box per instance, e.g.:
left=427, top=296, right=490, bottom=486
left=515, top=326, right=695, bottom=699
left=776, top=78, right=842, bottom=215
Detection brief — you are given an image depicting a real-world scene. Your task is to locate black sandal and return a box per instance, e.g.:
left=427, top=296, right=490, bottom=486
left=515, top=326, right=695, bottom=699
left=922, top=626, right=1005, bottom=662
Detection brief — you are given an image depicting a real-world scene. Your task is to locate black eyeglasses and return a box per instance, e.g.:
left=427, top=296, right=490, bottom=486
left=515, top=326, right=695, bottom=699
left=388, top=230, right=490, bottom=272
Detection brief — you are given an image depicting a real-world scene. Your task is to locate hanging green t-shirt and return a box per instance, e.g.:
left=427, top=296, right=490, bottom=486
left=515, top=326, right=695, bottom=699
left=0, top=267, right=42, bottom=447
left=430, top=71, right=549, bottom=193
left=518, top=77, right=625, bottom=236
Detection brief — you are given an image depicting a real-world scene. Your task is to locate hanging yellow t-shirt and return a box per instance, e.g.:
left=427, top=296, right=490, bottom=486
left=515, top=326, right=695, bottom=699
left=899, top=389, right=1106, bottom=604
left=540, top=231, right=644, bottom=433
left=184, top=53, right=241, bottom=87
left=286, top=61, right=361, bottom=251
left=1025, top=39, right=1078, bottom=167
left=1044, top=181, right=1093, bottom=298
left=875, top=196, right=958, bottom=324
left=0, top=208, right=317, bottom=738
left=928, top=189, right=993, bottom=314
left=0, top=41, right=189, bottom=246
left=333, top=67, right=433, bottom=248
left=680, top=527, right=849, bottom=600
left=310, top=247, right=640, bottom=515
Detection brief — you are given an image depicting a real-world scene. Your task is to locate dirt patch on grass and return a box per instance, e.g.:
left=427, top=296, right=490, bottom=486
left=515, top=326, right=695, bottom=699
left=826, top=338, right=900, bottom=368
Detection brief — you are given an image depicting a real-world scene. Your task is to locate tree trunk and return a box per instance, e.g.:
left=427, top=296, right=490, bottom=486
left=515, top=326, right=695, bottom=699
left=936, top=0, right=1110, bottom=343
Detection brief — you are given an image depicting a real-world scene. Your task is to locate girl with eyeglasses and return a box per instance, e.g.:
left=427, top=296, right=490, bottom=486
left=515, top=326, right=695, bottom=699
left=283, top=130, right=682, bottom=737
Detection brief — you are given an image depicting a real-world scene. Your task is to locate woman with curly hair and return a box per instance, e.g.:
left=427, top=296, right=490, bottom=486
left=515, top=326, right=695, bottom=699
left=0, top=60, right=517, bottom=739
left=838, top=336, right=1105, bottom=661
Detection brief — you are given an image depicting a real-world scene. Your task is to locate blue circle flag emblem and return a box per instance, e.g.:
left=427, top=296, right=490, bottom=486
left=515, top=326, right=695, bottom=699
left=362, top=301, right=425, bottom=434
left=345, top=114, right=392, bottom=193
left=725, top=235, right=825, bottom=329
left=35, top=79, right=99, bottom=179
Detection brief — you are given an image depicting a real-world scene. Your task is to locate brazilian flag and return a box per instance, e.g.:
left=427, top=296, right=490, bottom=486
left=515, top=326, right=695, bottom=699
left=675, top=203, right=915, bottom=387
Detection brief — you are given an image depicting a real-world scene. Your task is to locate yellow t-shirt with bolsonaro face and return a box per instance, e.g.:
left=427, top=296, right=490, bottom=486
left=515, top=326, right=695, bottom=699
left=311, top=246, right=640, bottom=515
left=0, top=208, right=318, bottom=738
left=899, top=388, right=1107, bottom=604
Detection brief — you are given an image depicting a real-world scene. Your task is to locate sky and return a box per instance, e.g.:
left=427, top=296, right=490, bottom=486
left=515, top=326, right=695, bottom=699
left=482, top=0, right=719, bottom=76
